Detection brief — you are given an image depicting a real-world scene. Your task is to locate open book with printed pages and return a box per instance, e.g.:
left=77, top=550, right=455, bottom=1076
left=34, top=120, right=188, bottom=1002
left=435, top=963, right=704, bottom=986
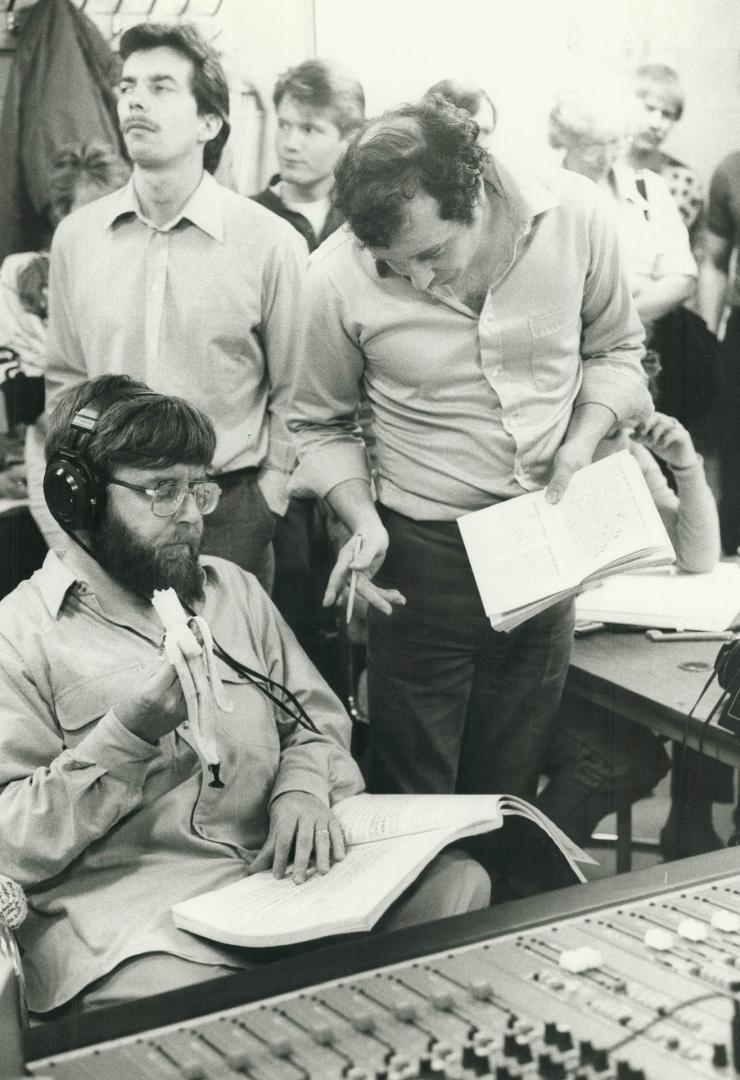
left=576, top=561, right=740, bottom=632
left=457, top=450, right=676, bottom=632
left=171, top=793, right=595, bottom=948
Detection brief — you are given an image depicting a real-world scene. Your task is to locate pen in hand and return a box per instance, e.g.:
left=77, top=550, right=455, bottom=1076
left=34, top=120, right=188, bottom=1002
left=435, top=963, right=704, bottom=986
left=346, top=535, right=363, bottom=625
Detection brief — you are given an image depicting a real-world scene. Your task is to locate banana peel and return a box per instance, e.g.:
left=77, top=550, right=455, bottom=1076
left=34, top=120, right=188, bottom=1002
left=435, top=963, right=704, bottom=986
left=151, top=588, right=232, bottom=789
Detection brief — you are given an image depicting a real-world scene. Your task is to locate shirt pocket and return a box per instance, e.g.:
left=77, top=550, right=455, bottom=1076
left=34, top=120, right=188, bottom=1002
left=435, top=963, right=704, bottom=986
left=54, top=662, right=146, bottom=749
left=210, top=660, right=281, bottom=754
left=528, top=307, right=582, bottom=392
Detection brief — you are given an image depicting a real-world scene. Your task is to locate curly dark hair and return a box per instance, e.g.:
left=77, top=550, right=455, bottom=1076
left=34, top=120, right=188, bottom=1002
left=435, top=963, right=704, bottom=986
left=333, top=97, right=488, bottom=249
left=119, top=22, right=231, bottom=173
left=423, top=79, right=497, bottom=130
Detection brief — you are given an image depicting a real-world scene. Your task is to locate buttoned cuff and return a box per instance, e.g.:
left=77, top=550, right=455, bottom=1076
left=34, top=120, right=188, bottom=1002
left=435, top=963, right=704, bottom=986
left=67, top=709, right=161, bottom=785
left=269, top=768, right=331, bottom=809
left=294, top=442, right=371, bottom=500
left=577, top=368, right=653, bottom=425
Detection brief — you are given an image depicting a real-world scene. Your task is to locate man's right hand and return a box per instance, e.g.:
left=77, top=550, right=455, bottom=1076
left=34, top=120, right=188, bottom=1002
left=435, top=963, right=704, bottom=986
left=114, top=660, right=188, bottom=744
left=323, top=526, right=406, bottom=617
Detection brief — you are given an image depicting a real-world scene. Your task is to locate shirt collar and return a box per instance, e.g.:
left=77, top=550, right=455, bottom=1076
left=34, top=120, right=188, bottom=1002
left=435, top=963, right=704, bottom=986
left=484, top=154, right=558, bottom=226
left=104, top=172, right=224, bottom=242
left=373, top=154, right=557, bottom=280
left=35, top=546, right=221, bottom=619
left=610, top=164, right=643, bottom=206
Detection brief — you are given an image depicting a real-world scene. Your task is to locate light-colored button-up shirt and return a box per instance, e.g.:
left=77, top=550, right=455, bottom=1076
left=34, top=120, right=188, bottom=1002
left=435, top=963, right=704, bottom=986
left=289, top=159, right=651, bottom=520
left=45, top=172, right=308, bottom=514
left=611, top=164, right=697, bottom=288
left=0, top=548, right=363, bottom=1012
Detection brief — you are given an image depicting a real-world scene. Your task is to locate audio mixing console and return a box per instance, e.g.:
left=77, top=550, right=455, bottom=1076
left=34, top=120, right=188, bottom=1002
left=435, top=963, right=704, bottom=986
left=24, top=849, right=740, bottom=1079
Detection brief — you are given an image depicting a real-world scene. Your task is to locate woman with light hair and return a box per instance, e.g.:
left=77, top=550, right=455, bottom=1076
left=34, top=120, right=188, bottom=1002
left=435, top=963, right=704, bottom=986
left=548, top=73, right=696, bottom=331
left=538, top=75, right=728, bottom=863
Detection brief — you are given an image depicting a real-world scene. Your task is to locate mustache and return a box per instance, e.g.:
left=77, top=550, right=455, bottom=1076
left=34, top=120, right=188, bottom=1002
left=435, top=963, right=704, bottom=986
left=123, top=117, right=158, bottom=133
left=166, top=527, right=201, bottom=547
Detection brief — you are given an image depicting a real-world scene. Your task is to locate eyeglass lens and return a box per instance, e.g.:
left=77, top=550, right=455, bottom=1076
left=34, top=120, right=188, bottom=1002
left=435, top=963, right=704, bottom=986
left=153, top=481, right=221, bottom=516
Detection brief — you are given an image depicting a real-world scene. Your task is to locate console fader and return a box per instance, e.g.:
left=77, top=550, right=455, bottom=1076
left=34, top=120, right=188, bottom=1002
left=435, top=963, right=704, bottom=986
left=27, top=862, right=740, bottom=1079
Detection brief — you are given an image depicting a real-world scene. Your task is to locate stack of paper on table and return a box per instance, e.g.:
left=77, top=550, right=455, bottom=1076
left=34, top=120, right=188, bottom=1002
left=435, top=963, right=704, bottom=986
left=171, top=793, right=594, bottom=948
left=576, top=561, right=740, bottom=631
left=457, top=450, right=676, bottom=632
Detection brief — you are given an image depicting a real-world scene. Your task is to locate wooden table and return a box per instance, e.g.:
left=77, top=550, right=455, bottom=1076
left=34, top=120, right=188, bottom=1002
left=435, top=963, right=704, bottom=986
left=565, top=628, right=739, bottom=871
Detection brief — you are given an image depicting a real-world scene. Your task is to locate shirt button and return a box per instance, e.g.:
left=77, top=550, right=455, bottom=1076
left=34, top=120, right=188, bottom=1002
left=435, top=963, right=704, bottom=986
left=181, top=722, right=189, bottom=729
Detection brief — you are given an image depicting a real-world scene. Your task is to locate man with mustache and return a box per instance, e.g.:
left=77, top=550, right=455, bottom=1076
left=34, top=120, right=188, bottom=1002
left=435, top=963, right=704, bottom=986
left=0, top=374, right=489, bottom=1017
left=43, top=23, right=306, bottom=591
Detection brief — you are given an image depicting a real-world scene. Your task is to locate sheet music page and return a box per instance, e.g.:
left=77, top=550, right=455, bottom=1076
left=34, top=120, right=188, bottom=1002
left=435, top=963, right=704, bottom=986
left=334, top=793, right=504, bottom=846
left=556, top=451, right=674, bottom=581
left=172, top=831, right=452, bottom=944
left=458, top=451, right=673, bottom=622
left=457, top=493, right=577, bottom=616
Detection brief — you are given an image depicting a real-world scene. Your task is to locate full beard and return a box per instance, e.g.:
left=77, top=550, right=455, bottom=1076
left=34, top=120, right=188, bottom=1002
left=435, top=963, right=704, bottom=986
left=94, top=509, right=205, bottom=605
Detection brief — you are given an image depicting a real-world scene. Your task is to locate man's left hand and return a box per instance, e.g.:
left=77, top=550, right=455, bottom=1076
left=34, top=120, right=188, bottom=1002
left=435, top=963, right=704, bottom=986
left=247, top=791, right=346, bottom=884
left=545, top=437, right=597, bottom=504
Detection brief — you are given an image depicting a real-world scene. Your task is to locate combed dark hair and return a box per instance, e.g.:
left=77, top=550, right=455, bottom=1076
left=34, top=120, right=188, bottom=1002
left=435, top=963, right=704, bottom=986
left=334, top=97, right=487, bottom=249
left=635, top=63, right=684, bottom=121
left=48, top=141, right=130, bottom=224
left=119, top=22, right=231, bottom=173
left=273, top=58, right=365, bottom=136
left=46, top=374, right=217, bottom=478
left=423, top=79, right=497, bottom=130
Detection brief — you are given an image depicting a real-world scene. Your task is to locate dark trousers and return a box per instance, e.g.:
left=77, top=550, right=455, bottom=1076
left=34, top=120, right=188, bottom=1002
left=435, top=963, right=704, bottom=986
left=366, top=506, right=575, bottom=799
left=272, top=497, right=342, bottom=694
left=718, top=308, right=740, bottom=554
left=201, top=469, right=275, bottom=592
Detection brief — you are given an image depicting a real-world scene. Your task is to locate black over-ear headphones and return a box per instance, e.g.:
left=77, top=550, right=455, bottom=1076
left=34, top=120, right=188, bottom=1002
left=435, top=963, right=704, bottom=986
left=715, top=637, right=740, bottom=735
left=43, top=385, right=153, bottom=532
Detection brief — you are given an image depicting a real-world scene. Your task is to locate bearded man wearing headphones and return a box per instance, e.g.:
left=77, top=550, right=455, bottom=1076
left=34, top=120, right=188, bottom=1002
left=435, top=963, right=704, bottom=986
left=0, top=374, right=489, bottom=1019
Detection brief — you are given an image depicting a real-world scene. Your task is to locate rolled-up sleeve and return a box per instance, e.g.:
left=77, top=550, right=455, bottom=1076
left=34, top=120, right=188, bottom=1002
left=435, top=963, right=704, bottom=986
left=577, top=193, right=652, bottom=424
left=288, top=265, right=371, bottom=500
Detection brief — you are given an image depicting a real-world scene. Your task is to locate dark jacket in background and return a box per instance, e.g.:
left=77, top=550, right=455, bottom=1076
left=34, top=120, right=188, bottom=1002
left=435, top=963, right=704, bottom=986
left=252, top=177, right=344, bottom=253
left=0, top=0, right=126, bottom=263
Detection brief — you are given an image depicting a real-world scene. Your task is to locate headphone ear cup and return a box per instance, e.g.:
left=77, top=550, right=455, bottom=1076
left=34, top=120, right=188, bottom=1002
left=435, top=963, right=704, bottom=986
left=715, top=639, right=740, bottom=691
left=43, top=451, right=106, bottom=532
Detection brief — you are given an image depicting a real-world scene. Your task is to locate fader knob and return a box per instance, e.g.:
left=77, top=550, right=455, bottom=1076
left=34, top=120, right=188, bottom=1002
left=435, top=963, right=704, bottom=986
left=555, top=1025, right=574, bottom=1052
left=591, top=1047, right=609, bottom=1073
left=713, top=1043, right=729, bottom=1068
left=538, top=1051, right=566, bottom=1078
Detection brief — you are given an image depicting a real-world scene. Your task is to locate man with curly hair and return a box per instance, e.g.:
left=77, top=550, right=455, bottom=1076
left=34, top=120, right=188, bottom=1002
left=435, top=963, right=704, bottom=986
left=289, top=100, right=650, bottom=881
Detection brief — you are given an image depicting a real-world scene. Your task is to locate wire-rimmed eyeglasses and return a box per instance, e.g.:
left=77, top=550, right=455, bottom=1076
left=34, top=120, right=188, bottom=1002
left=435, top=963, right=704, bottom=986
left=107, top=477, right=222, bottom=517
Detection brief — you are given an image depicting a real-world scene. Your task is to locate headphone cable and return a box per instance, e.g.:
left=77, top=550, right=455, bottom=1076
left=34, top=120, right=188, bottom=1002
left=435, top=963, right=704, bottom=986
left=54, top=523, right=320, bottom=735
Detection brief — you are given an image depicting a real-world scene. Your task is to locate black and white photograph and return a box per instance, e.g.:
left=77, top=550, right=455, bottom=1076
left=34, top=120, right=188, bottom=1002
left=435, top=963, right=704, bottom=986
left=3, top=1, right=740, bottom=1076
